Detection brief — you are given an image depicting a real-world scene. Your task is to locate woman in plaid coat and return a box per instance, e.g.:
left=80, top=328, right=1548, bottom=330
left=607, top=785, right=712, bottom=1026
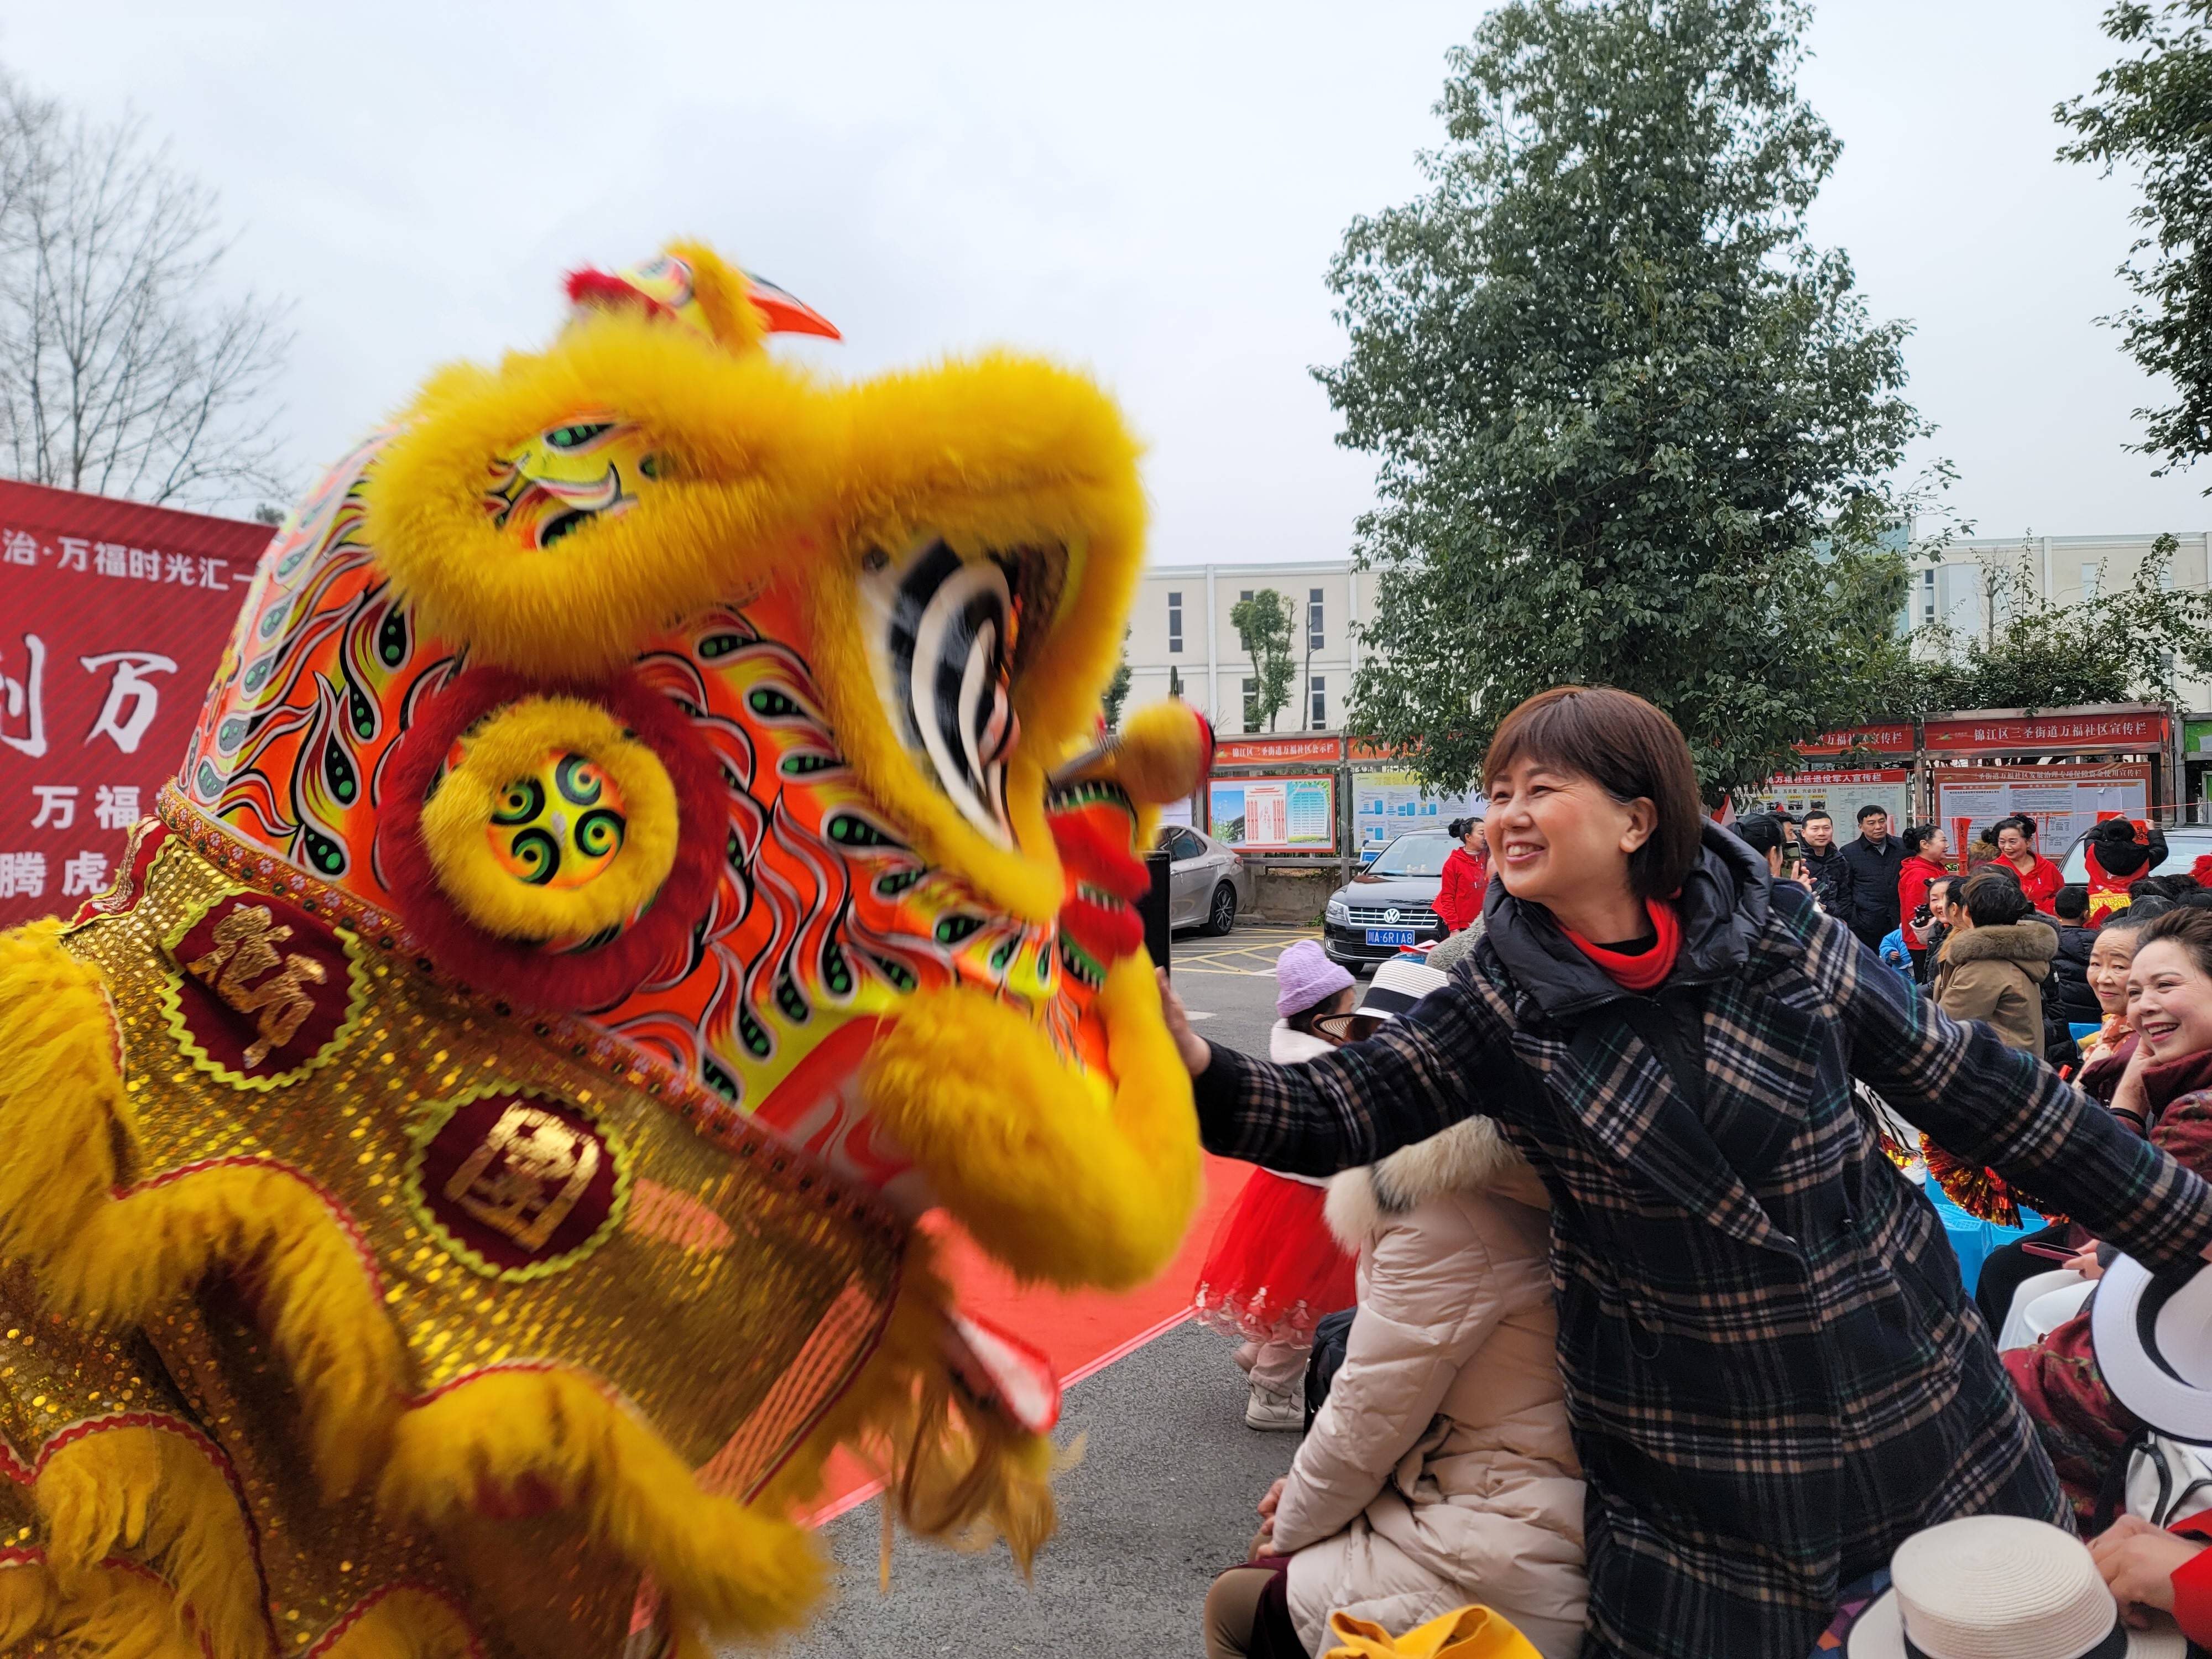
left=1161, top=688, right=2212, bottom=1659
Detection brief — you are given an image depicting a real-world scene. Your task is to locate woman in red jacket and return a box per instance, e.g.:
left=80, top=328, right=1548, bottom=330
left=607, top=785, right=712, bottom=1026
left=2091, top=1513, right=2212, bottom=1641
left=1996, top=813, right=2065, bottom=915
left=1897, top=822, right=1951, bottom=979
left=1433, top=816, right=1489, bottom=933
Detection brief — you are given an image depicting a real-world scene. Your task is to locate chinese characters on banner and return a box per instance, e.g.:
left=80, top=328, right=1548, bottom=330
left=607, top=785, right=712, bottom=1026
left=0, top=478, right=272, bottom=927
left=1207, top=775, right=1337, bottom=853
left=1930, top=764, right=2152, bottom=855
left=1750, top=769, right=1916, bottom=836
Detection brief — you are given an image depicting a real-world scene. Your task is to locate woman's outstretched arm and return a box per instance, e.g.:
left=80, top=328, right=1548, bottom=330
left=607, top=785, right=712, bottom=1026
left=1161, top=968, right=1506, bottom=1177
left=1817, top=891, right=2212, bottom=1274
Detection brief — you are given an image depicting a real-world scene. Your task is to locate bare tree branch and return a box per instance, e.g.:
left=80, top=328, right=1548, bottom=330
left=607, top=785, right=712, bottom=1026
left=0, top=69, right=291, bottom=512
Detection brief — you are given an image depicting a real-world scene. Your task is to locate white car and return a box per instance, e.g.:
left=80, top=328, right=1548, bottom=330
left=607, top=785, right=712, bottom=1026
left=1157, top=824, right=1254, bottom=936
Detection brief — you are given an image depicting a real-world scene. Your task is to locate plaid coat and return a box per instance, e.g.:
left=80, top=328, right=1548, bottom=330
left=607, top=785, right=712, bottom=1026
left=1193, top=828, right=2212, bottom=1659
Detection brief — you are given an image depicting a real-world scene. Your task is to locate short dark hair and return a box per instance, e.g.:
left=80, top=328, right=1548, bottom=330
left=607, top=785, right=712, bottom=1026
left=1483, top=686, right=1704, bottom=902
left=1901, top=823, right=1942, bottom=857
left=1803, top=809, right=1832, bottom=826
left=2138, top=906, right=2212, bottom=979
left=1962, top=868, right=2033, bottom=928
left=2055, top=883, right=2089, bottom=922
left=1856, top=803, right=1887, bottom=823
left=2131, top=877, right=2163, bottom=900
left=1733, top=811, right=1787, bottom=858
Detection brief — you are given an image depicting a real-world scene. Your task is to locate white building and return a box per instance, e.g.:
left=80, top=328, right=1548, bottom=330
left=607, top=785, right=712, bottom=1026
left=1130, top=530, right=2212, bottom=731
left=1127, top=560, right=1381, bottom=734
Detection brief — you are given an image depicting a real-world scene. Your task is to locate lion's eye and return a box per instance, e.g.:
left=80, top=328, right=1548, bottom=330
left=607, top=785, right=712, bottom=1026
left=859, top=536, right=1027, bottom=846
left=545, top=422, right=614, bottom=450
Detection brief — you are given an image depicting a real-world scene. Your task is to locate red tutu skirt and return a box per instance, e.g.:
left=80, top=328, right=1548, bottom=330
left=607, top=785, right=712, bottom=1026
left=1192, top=1169, right=1358, bottom=1346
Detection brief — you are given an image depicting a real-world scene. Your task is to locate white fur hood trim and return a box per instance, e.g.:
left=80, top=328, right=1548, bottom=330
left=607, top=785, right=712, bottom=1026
left=1324, top=1116, right=1542, bottom=1250
left=1270, top=1021, right=1337, bottom=1065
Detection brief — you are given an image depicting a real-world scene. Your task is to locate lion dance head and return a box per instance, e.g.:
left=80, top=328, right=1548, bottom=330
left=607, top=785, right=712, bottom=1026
left=0, top=243, right=1211, bottom=1658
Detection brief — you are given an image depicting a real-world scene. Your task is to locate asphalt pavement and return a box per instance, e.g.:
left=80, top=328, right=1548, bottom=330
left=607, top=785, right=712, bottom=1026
left=770, top=925, right=1319, bottom=1658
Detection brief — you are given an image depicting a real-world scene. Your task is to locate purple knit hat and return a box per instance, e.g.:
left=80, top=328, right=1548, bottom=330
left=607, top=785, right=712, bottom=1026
left=1276, top=938, right=1355, bottom=1018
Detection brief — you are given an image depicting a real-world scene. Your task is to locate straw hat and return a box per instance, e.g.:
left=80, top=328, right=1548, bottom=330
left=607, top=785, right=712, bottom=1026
left=1846, top=1515, right=2184, bottom=1657
left=1312, top=957, right=1449, bottom=1042
left=2091, top=1254, right=2212, bottom=1444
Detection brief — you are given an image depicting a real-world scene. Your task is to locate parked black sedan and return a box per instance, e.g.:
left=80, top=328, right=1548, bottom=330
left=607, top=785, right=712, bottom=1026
left=1322, top=830, right=1454, bottom=971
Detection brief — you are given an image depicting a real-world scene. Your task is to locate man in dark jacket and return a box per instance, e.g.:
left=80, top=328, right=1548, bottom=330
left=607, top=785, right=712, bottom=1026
left=2048, top=884, right=2103, bottom=1027
left=1839, top=802, right=1904, bottom=948
left=1800, top=809, right=1855, bottom=919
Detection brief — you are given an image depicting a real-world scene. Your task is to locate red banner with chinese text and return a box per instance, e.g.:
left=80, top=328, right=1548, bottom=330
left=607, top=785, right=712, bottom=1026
left=0, top=479, right=272, bottom=927
left=1922, top=709, right=2171, bottom=754
left=1212, top=733, right=1345, bottom=768
left=1794, top=723, right=1916, bottom=758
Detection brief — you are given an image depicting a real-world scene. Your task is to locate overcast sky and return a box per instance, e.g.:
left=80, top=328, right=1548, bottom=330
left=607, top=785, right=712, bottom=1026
left=7, top=1, right=2203, bottom=560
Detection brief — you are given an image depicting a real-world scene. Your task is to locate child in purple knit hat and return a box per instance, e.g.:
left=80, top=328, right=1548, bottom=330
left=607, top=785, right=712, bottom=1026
left=1192, top=940, right=1360, bottom=1430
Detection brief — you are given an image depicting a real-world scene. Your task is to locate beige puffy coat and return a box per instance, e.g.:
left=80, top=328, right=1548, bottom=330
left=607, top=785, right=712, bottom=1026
left=1931, top=920, right=2055, bottom=1055
left=1275, top=1117, right=1588, bottom=1658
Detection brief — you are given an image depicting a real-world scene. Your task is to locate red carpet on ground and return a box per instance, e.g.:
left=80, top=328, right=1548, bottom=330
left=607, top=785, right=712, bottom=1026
left=806, top=1154, right=1256, bottom=1524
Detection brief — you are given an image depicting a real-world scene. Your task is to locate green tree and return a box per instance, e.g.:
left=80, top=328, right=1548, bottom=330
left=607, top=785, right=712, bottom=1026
left=2059, top=3, right=2212, bottom=483
left=1321, top=0, right=1922, bottom=799
left=1102, top=630, right=1134, bottom=730
left=1861, top=534, right=2212, bottom=714
left=1230, top=589, right=1297, bottom=732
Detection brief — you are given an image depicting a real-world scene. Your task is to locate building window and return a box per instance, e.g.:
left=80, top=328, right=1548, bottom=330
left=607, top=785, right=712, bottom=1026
left=2081, top=562, right=2101, bottom=601
left=1308, top=587, right=1325, bottom=651
left=1920, top=567, right=1936, bottom=625
left=1310, top=675, right=1327, bottom=730
left=1241, top=677, right=1260, bottom=733
left=1167, top=591, right=1182, bottom=654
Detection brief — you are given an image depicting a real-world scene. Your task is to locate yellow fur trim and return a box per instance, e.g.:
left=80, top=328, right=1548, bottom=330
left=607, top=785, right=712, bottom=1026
left=314, top=1587, right=481, bottom=1659
left=35, top=1425, right=265, bottom=1659
left=753, top=1234, right=1057, bottom=1571
left=802, top=353, right=1147, bottom=922
left=858, top=956, right=1198, bottom=1288
left=662, top=239, right=768, bottom=354
left=366, top=311, right=839, bottom=679
left=15, top=1162, right=405, bottom=1496
left=0, top=923, right=404, bottom=1493
left=419, top=696, right=680, bottom=942
left=380, top=1367, right=824, bottom=1642
left=0, top=1557, right=205, bottom=1659
left=1113, top=701, right=1212, bottom=805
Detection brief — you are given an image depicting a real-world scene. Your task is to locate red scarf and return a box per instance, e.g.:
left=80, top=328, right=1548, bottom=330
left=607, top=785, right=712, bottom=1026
left=1564, top=899, right=1683, bottom=993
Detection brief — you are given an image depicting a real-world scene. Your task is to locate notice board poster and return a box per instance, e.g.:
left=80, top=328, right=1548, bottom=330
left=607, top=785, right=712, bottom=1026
left=1209, top=774, right=1336, bottom=853
left=1929, top=764, right=2150, bottom=856
left=1353, top=769, right=1484, bottom=860
left=0, top=479, right=270, bottom=929
left=1749, top=769, right=1914, bottom=831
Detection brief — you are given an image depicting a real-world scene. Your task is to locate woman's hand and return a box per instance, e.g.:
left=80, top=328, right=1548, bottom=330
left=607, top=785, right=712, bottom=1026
left=2089, top=1513, right=2200, bottom=1623
left=2111, top=1040, right=2155, bottom=1131
left=1256, top=1477, right=1287, bottom=1519
left=1157, top=969, right=1211, bottom=1076
left=2067, top=1244, right=2106, bottom=1282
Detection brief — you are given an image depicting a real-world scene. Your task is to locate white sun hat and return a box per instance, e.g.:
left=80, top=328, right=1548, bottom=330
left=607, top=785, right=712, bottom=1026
left=1311, top=956, right=1448, bottom=1042
left=1846, top=1515, right=2184, bottom=1658
left=2091, top=1254, right=2212, bottom=1446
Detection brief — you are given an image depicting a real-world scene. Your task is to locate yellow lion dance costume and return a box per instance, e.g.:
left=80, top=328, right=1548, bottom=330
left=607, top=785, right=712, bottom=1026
left=0, top=244, right=1211, bottom=1657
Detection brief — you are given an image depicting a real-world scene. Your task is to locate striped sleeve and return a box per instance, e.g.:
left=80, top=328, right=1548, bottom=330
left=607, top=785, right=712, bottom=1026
left=1810, top=891, right=2212, bottom=1275
left=1190, top=974, right=1505, bottom=1177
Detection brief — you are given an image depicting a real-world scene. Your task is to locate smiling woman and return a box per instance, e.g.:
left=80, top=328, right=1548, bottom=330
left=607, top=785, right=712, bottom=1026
left=1158, top=684, right=2212, bottom=1659
left=2008, top=908, right=2212, bottom=1525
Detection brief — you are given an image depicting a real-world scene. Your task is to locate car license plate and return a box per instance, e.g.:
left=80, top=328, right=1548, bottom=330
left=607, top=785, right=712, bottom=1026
left=1365, top=927, right=1417, bottom=947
